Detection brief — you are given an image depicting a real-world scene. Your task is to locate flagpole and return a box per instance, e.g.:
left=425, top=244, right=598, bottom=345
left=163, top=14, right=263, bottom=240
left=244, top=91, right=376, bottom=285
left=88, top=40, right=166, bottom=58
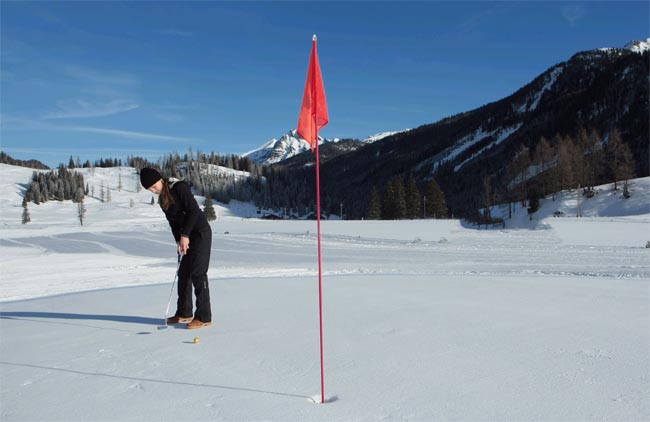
left=312, top=34, right=326, bottom=405
left=297, top=33, right=328, bottom=404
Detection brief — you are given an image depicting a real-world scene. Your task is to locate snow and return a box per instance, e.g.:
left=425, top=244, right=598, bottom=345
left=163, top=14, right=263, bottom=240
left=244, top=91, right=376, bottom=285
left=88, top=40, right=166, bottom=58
left=454, top=123, right=522, bottom=172
left=362, top=129, right=410, bottom=144
left=518, top=66, right=564, bottom=114
left=178, top=162, right=251, bottom=181
left=242, top=130, right=312, bottom=165
left=243, top=130, right=339, bottom=165
left=1, top=164, right=649, bottom=421
left=425, top=124, right=523, bottom=174
left=624, top=38, right=650, bottom=54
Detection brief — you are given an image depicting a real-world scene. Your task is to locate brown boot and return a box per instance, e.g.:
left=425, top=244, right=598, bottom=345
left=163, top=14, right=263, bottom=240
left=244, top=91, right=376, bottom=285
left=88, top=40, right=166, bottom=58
left=187, top=319, right=212, bottom=329
left=166, top=315, right=193, bottom=324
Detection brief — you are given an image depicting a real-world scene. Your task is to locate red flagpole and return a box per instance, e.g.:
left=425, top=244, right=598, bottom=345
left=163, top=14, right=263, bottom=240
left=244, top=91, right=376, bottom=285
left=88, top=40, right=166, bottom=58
left=296, top=34, right=328, bottom=404
left=312, top=36, right=326, bottom=406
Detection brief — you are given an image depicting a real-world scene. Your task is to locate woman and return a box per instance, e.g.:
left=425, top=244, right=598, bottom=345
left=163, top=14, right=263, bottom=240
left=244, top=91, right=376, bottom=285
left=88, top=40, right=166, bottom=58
left=140, top=167, right=212, bottom=329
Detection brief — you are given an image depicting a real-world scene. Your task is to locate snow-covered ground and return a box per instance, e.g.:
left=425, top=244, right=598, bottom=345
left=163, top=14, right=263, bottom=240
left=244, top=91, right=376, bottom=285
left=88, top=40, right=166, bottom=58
left=1, top=164, right=648, bottom=421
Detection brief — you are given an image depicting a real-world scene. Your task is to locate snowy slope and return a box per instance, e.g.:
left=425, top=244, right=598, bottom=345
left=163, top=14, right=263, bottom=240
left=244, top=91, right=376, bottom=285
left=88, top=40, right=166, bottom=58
left=0, top=163, right=649, bottom=421
left=361, top=129, right=410, bottom=144
left=177, top=162, right=251, bottom=180
left=517, top=65, right=564, bottom=114
left=418, top=124, right=523, bottom=174
left=489, top=177, right=650, bottom=225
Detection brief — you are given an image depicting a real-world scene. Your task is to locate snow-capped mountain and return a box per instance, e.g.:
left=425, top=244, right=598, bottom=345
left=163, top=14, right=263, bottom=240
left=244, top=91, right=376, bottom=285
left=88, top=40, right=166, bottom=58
left=244, top=129, right=414, bottom=166
left=243, top=130, right=339, bottom=166
left=624, top=38, right=650, bottom=53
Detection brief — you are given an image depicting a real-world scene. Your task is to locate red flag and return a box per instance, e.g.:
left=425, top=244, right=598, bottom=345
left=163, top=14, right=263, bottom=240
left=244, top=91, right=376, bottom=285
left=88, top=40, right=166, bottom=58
left=297, top=35, right=328, bottom=150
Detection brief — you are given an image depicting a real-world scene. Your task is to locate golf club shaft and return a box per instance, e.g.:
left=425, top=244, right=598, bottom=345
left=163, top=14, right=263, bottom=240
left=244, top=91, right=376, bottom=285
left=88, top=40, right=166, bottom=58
left=163, top=254, right=183, bottom=324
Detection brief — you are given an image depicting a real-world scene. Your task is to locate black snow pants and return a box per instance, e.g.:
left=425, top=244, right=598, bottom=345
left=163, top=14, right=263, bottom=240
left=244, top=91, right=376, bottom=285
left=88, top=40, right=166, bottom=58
left=177, top=228, right=212, bottom=322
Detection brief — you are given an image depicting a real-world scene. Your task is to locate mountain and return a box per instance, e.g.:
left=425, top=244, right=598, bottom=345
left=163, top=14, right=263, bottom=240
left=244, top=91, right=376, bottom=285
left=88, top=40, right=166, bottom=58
left=305, top=39, right=649, bottom=219
left=243, top=130, right=343, bottom=166
left=623, top=38, right=650, bottom=54
left=244, top=129, right=411, bottom=167
left=278, top=138, right=364, bottom=169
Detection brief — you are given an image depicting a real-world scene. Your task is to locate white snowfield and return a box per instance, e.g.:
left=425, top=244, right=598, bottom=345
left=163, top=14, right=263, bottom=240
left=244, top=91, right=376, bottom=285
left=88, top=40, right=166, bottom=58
left=0, top=164, right=648, bottom=421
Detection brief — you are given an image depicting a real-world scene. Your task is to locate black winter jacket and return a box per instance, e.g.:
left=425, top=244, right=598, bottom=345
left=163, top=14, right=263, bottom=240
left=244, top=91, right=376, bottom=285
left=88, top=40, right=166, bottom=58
left=161, top=180, right=211, bottom=242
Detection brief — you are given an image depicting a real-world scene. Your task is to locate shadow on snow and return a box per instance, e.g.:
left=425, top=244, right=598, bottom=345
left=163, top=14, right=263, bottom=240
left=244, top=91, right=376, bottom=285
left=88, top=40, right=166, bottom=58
left=0, top=361, right=316, bottom=402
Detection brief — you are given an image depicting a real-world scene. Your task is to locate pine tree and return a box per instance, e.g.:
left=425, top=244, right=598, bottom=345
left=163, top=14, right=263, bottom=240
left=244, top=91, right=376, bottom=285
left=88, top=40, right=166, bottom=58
left=32, top=182, right=42, bottom=204
left=368, top=187, right=382, bottom=220
left=22, top=199, right=31, bottom=224
left=426, top=179, right=448, bottom=219
left=75, top=188, right=86, bottom=226
left=382, top=179, right=396, bottom=219
left=607, top=128, right=628, bottom=191
left=557, top=136, right=575, bottom=191
left=509, top=145, right=530, bottom=207
left=618, top=142, right=636, bottom=197
left=585, top=129, right=603, bottom=192
left=482, top=175, right=493, bottom=222
left=203, top=195, right=217, bottom=221
left=394, top=176, right=406, bottom=219
left=533, top=136, right=554, bottom=197
left=405, top=174, right=422, bottom=219
left=574, top=128, right=591, bottom=189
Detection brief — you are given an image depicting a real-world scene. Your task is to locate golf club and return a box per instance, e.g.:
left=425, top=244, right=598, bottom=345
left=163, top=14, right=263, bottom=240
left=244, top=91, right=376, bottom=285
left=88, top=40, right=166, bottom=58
left=157, top=254, right=183, bottom=330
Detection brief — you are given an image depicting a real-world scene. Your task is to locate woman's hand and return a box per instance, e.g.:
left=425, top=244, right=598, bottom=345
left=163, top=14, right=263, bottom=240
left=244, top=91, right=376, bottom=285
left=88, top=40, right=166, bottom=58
left=178, top=236, right=190, bottom=255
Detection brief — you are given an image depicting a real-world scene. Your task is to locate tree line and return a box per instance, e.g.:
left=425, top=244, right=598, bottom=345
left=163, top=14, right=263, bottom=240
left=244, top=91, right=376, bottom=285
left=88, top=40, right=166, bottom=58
left=66, top=156, right=124, bottom=169
left=17, top=122, right=639, bottom=223
left=1, top=152, right=49, bottom=169
left=367, top=175, right=449, bottom=220
left=475, top=127, right=637, bottom=224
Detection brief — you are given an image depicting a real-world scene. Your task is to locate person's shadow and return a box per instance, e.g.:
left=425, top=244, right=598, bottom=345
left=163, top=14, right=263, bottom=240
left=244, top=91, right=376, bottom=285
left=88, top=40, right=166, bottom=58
left=0, top=311, right=162, bottom=333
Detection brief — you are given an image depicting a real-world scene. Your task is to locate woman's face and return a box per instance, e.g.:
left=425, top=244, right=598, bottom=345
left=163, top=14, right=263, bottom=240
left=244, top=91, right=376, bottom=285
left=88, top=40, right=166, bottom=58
left=148, top=179, right=163, bottom=195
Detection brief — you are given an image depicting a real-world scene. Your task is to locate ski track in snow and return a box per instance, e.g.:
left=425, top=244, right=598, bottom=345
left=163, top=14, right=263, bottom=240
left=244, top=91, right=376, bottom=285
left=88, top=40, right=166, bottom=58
left=1, top=219, right=648, bottom=302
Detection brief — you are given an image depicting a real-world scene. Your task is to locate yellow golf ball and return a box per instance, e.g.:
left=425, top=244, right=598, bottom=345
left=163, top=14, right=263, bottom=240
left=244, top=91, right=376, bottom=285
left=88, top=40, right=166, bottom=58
left=193, top=337, right=199, bottom=344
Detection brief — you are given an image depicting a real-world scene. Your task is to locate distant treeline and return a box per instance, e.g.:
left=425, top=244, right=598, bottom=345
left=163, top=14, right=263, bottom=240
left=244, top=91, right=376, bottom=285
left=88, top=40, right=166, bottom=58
left=1, top=152, right=49, bottom=170
left=66, top=156, right=124, bottom=168
left=126, top=150, right=256, bottom=174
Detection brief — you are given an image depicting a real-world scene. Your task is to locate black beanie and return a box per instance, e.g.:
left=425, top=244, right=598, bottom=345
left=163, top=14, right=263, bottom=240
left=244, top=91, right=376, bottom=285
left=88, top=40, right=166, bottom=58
left=140, top=168, right=162, bottom=189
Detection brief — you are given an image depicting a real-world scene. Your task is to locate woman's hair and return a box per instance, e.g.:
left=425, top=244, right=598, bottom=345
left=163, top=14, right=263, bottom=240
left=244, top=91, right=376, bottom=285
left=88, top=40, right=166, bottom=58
left=159, top=178, right=176, bottom=210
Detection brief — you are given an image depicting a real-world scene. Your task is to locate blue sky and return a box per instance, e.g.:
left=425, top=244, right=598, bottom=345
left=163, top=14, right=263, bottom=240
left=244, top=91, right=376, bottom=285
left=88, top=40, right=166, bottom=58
left=1, top=1, right=648, bottom=167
